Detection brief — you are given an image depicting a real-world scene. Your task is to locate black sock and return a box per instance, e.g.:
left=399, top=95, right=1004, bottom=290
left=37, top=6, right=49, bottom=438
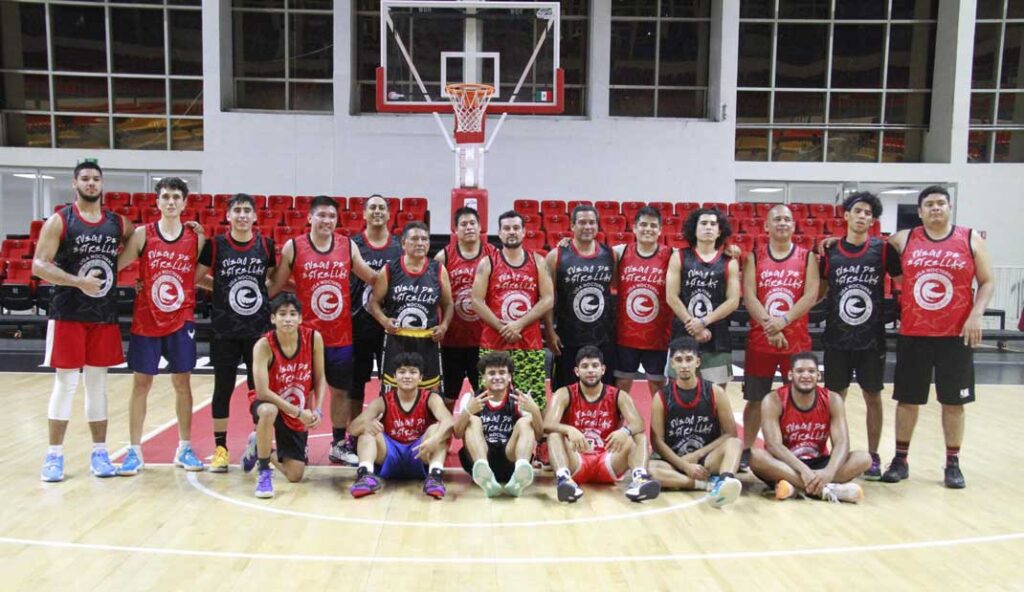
left=332, top=427, right=346, bottom=445
left=214, top=432, right=227, bottom=448
left=721, top=472, right=735, bottom=480
left=258, top=457, right=271, bottom=471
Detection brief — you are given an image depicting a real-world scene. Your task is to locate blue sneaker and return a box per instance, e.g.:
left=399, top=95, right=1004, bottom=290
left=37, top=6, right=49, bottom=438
left=118, top=448, right=144, bottom=476
left=708, top=476, right=742, bottom=508
left=255, top=468, right=274, bottom=499
left=175, top=445, right=205, bottom=471
left=241, top=432, right=258, bottom=473
left=90, top=449, right=117, bottom=478
left=40, top=453, right=64, bottom=482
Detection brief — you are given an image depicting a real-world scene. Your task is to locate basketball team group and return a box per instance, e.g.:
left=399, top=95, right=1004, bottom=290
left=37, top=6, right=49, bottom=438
left=35, top=161, right=994, bottom=507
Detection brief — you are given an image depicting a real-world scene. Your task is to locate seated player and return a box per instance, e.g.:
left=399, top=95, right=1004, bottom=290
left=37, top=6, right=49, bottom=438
left=454, top=351, right=543, bottom=497
left=348, top=352, right=454, bottom=499
left=649, top=337, right=742, bottom=508
left=544, top=346, right=661, bottom=503
left=241, top=294, right=325, bottom=499
left=750, top=352, right=871, bottom=503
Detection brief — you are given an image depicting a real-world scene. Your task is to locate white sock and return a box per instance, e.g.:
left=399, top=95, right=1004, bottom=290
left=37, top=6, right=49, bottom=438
left=696, top=480, right=709, bottom=491
left=515, top=459, right=531, bottom=470
left=556, top=468, right=571, bottom=480
left=48, top=445, right=63, bottom=456
left=359, top=461, right=374, bottom=473
left=178, top=440, right=190, bottom=451
left=473, top=458, right=488, bottom=470
left=132, top=445, right=144, bottom=462
left=632, top=467, right=646, bottom=480
left=92, top=442, right=106, bottom=451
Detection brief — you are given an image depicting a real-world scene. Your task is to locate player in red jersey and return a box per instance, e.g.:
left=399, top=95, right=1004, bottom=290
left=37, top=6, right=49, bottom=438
left=740, top=205, right=819, bottom=471
left=750, top=352, right=870, bottom=503
left=240, top=293, right=326, bottom=498
left=117, top=177, right=205, bottom=475
left=880, top=186, right=994, bottom=489
left=544, top=345, right=661, bottom=503
left=348, top=352, right=454, bottom=499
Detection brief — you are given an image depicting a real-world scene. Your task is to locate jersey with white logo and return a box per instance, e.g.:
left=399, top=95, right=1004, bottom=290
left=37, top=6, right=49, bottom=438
left=131, top=223, right=197, bottom=337
left=778, top=385, right=831, bottom=461
left=555, top=242, right=615, bottom=347
left=292, top=233, right=352, bottom=348
left=616, top=243, right=672, bottom=350
left=382, top=389, right=435, bottom=444
left=561, top=383, right=621, bottom=452
left=481, top=249, right=543, bottom=351
left=247, top=326, right=316, bottom=432
left=674, top=248, right=731, bottom=354
left=203, top=233, right=275, bottom=339
left=350, top=232, right=401, bottom=339
left=460, top=390, right=524, bottom=445
left=51, top=203, right=122, bottom=324
left=900, top=226, right=976, bottom=337
left=383, top=257, right=442, bottom=329
left=442, top=241, right=494, bottom=348
left=822, top=237, right=887, bottom=351
left=747, top=243, right=812, bottom=354
left=658, top=379, right=721, bottom=456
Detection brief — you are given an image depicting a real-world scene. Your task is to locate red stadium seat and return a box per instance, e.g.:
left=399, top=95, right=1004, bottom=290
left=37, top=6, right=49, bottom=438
left=283, top=210, right=307, bottom=229
left=142, top=207, right=161, bottom=224
left=754, top=203, right=778, bottom=219
left=739, top=218, right=765, bottom=235
left=29, top=220, right=45, bottom=241
left=545, top=230, right=572, bottom=248
left=513, top=199, right=540, bottom=217
left=792, top=234, right=816, bottom=249
left=383, top=197, right=400, bottom=215
left=595, top=201, right=620, bottom=217
left=727, top=234, right=755, bottom=258
left=273, top=226, right=302, bottom=245
left=294, top=196, right=314, bottom=211
left=807, top=203, right=833, bottom=218
left=348, top=196, right=367, bottom=215
left=199, top=208, right=222, bottom=226
left=213, top=194, right=233, bottom=209
left=132, top=192, right=157, bottom=209
left=728, top=202, right=754, bottom=219
left=543, top=213, right=570, bottom=233
left=105, top=192, right=131, bottom=210
left=521, top=214, right=543, bottom=232
left=600, top=214, right=626, bottom=233
left=268, top=195, right=293, bottom=211
left=258, top=209, right=285, bottom=227
left=341, top=211, right=365, bottom=234
left=661, top=217, right=683, bottom=236
left=664, top=234, right=690, bottom=249
left=523, top=230, right=546, bottom=252
left=541, top=200, right=566, bottom=218
left=567, top=200, right=593, bottom=214
left=605, top=231, right=635, bottom=247
left=799, top=218, right=825, bottom=236
left=0, top=259, right=35, bottom=311
left=621, top=201, right=644, bottom=222
left=823, top=218, right=846, bottom=236
left=402, top=197, right=428, bottom=221
left=788, top=203, right=809, bottom=220
left=393, top=211, right=417, bottom=232
left=186, top=193, right=212, bottom=210
left=870, top=220, right=881, bottom=236
left=1, top=239, right=32, bottom=261
left=673, top=202, right=700, bottom=219
left=202, top=223, right=219, bottom=238
left=179, top=210, right=198, bottom=224
left=702, top=201, right=728, bottom=212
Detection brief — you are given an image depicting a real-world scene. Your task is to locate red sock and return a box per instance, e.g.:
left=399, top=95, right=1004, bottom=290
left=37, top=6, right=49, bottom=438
left=946, top=446, right=960, bottom=465
left=894, top=440, right=910, bottom=462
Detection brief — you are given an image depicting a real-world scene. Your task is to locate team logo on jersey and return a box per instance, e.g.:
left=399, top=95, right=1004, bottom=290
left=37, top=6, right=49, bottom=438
left=792, top=445, right=820, bottom=461
left=764, top=290, right=795, bottom=317
left=151, top=274, right=185, bottom=313
left=279, top=385, right=306, bottom=413
left=396, top=305, right=429, bottom=328
left=311, top=283, right=344, bottom=321
left=675, top=437, right=706, bottom=455
left=228, top=278, right=263, bottom=316
left=79, top=257, right=114, bottom=299
left=500, top=291, right=532, bottom=322
left=912, top=272, right=953, bottom=311
left=625, top=287, right=659, bottom=324
left=454, top=287, right=479, bottom=322
left=573, top=286, right=605, bottom=323
left=687, top=293, right=713, bottom=320
left=838, top=286, right=873, bottom=326
left=583, top=428, right=606, bottom=450
left=360, top=285, right=373, bottom=312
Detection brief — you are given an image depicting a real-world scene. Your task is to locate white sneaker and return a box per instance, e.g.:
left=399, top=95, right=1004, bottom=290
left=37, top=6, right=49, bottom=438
left=821, top=482, right=864, bottom=504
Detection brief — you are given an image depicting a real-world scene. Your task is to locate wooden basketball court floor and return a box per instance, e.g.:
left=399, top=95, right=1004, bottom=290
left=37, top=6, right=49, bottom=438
left=2, top=371, right=1023, bottom=591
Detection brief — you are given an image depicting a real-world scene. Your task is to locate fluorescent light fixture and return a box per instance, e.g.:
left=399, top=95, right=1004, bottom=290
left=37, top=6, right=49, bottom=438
left=13, top=173, right=55, bottom=180
left=880, top=187, right=920, bottom=195
left=749, top=187, right=784, bottom=194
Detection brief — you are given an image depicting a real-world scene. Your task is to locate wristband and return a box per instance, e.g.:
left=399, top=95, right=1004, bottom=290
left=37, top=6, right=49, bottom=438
left=781, top=314, right=790, bottom=325
left=698, top=317, right=707, bottom=327
left=620, top=425, right=633, bottom=437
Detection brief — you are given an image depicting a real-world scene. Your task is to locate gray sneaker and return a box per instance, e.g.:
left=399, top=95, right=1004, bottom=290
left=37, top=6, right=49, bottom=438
left=329, top=438, right=358, bottom=466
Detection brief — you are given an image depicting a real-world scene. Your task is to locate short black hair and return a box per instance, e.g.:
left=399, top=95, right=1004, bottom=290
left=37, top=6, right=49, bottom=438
left=366, top=194, right=388, bottom=208
left=270, top=292, right=302, bottom=314
left=634, top=205, right=661, bottom=225
left=477, top=350, right=514, bottom=375
left=575, top=345, right=605, bottom=366
left=453, top=207, right=479, bottom=226
left=74, top=161, right=102, bottom=178
left=571, top=203, right=599, bottom=225
left=790, top=351, right=819, bottom=367
left=668, top=336, right=700, bottom=357
left=842, top=191, right=882, bottom=218
left=497, top=210, right=523, bottom=228
left=309, top=195, right=338, bottom=213
left=401, top=220, right=429, bottom=241
left=392, top=352, right=425, bottom=374
left=155, top=177, right=189, bottom=198
left=917, top=185, right=951, bottom=207
left=683, top=207, right=731, bottom=248
left=228, top=193, right=256, bottom=210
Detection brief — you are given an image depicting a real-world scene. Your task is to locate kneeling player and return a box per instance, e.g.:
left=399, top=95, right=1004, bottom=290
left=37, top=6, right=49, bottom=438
left=454, top=351, right=543, bottom=497
left=544, top=346, right=661, bottom=503
left=348, top=352, right=454, bottom=499
left=750, top=352, right=871, bottom=503
left=649, top=337, right=742, bottom=508
left=241, top=294, right=325, bottom=498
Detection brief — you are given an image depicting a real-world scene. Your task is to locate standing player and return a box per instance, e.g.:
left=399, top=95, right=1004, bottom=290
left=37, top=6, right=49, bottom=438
left=666, top=208, right=740, bottom=389
left=749, top=352, right=870, bottom=503
left=268, top=195, right=378, bottom=466
left=881, top=186, right=994, bottom=489
left=818, top=192, right=902, bottom=479
left=194, top=193, right=275, bottom=473
left=348, top=352, right=454, bottom=499
left=368, top=221, right=453, bottom=397
left=740, top=205, right=819, bottom=470
left=649, top=338, right=742, bottom=507
left=455, top=351, right=543, bottom=497
left=240, top=293, right=325, bottom=498
left=117, top=177, right=205, bottom=474
left=545, top=205, right=618, bottom=392
left=544, top=346, right=661, bottom=503
left=470, top=210, right=554, bottom=409
left=435, top=207, right=494, bottom=401
left=35, top=161, right=130, bottom=481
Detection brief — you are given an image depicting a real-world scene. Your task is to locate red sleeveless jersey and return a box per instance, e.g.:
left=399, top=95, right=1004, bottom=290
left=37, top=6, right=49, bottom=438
left=777, top=385, right=831, bottom=460
left=561, top=383, right=621, bottom=452
left=382, top=389, right=435, bottom=443
left=900, top=226, right=976, bottom=337
left=481, top=249, right=544, bottom=350
left=247, top=326, right=316, bottom=432
left=132, top=223, right=197, bottom=337
left=442, top=241, right=494, bottom=347
left=617, top=243, right=673, bottom=350
left=747, top=243, right=812, bottom=353
left=292, top=234, right=353, bottom=347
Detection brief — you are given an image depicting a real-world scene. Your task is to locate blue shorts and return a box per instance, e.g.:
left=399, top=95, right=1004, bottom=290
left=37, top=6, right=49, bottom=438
left=376, top=434, right=428, bottom=481
left=128, top=322, right=197, bottom=375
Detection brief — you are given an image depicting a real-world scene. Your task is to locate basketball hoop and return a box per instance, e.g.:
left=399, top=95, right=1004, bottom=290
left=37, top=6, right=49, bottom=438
left=445, top=83, right=495, bottom=136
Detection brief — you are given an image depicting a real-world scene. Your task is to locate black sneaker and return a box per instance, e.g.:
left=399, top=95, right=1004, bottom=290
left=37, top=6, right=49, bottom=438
left=944, top=461, right=966, bottom=489
left=738, top=449, right=751, bottom=473
left=880, top=458, right=909, bottom=483
left=556, top=475, right=583, bottom=503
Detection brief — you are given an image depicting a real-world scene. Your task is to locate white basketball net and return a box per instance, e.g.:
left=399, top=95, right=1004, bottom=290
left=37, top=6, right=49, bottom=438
left=445, top=83, right=495, bottom=134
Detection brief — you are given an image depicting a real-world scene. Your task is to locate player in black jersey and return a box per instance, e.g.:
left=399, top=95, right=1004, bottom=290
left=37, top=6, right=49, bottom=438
left=194, top=193, right=275, bottom=473
left=454, top=351, right=543, bottom=497
left=649, top=337, right=742, bottom=507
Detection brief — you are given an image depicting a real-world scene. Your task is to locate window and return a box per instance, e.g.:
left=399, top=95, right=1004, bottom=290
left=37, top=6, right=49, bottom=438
left=736, top=0, right=937, bottom=162
left=969, top=1, right=1024, bottom=162
left=609, top=0, right=711, bottom=118
left=231, top=0, right=333, bottom=112
left=0, top=1, right=203, bottom=151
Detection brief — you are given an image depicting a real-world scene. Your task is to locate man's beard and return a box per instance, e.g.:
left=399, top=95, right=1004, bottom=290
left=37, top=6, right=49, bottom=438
left=501, top=237, right=521, bottom=249
left=580, top=376, right=602, bottom=389
left=792, top=381, right=817, bottom=396
left=77, top=188, right=101, bottom=203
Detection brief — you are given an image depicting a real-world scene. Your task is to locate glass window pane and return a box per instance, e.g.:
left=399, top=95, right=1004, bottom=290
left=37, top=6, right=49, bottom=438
left=827, top=130, right=879, bottom=162
left=736, top=129, right=769, bottom=161
left=0, top=2, right=47, bottom=69
left=563, top=86, right=585, bottom=116
left=357, top=82, right=376, bottom=113
left=970, top=92, right=995, bottom=124
left=967, top=130, right=991, bottom=163
left=610, top=88, right=654, bottom=117
left=561, top=0, right=590, bottom=16
left=356, top=15, right=380, bottom=81
left=169, top=0, right=202, bottom=5
left=829, top=92, right=882, bottom=124
left=882, top=130, right=924, bottom=162
left=888, top=24, right=935, bottom=89
left=610, top=22, right=656, bottom=86
left=290, top=13, right=333, bottom=79
left=169, top=10, right=203, bottom=75
left=994, top=130, right=1024, bottom=162
left=52, top=5, right=107, bottom=73
left=1001, top=25, right=1024, bottom=89
left=54, top=76, right=108, bottom=113
left=290, top=0, right=333, bottom=8
left=773, top=92, right=825, bottom=123
left=657, top=89, right=706, bottom=118
left=776, top=25, right=828, bottom=88
left=0, top=73, right=51, bottom=110
left=741, top=0, right=773, bottom=19
left=659, top=22, right=709, bottom=86
left=973, top=24, right=1001, bottom=89
left=611, top=0, right=657, bottom=17
left=772, top=129, right=824, bottom=161
left=1009, top=3, right=1024, bottom=18
left=885, top=92, right=930, bottom=125
left=738, top=23, right=772, bottom=87
left=1, top=113, right=51, bottom=147
left=233, top=12, right=285, bottom=78
left=171, top=119, right=203, bottom=150
left=976, top=0, right=1004, bottom=19
left=56, top=115, right=109, bottom=148
left=171, top=79, right=203, bottom=115
left=114, top=117, right=167, bottom=149
left=835, top=1, right=884, bottom=19
left=235, top=80, right=285, bottom=110
left=997, top=92, right=1024, bottom=124
left=289, top=82, right=331, bottom=111
left=402, top=13, right=463, bottom=84
left=778, top=0, right=829, bottom=19
left=660, top=0, right=711, bottom=18
left=234, top=0, right=284, bottom=7
left=892, top=0, right=938, bottom=19
left=561, top=19, right=589, bottom=87
left=737, top=91, right=770, bottom=123
left=481, top=16, right=534, bottom=86
left=113, top=77, right=166, bottom=114
left=111, top=8, right=165, bottom=74
left=832, top=25, right=884, bottom=88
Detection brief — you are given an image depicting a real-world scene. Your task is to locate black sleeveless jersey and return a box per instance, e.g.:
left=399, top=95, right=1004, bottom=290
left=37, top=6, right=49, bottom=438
left=351, top=233, right=401, bottom=336
left=822, top=237, right=887, bottom=351
left=555, top=242, right=615, bottom=347
left=383, top=257, right=442, bottom=329
left=201, top=233, right=275, bottom=338
left=674, top=249, right=730, bottom=353
left=477, top=391, right=521, bottom=445
left=658, top=379, right=721, bottom=456
left=51, top=205, right=122, bottom=323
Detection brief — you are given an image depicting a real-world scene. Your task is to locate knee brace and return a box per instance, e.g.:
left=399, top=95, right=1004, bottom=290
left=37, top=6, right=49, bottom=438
left=48, top=369, right=80, bottom=421
left=82, top=365, right=109, bottom=422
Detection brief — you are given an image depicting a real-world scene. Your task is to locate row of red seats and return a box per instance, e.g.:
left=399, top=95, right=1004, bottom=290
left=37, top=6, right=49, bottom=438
left=513, top=199, right=847, bottom=223
left=105, top=204, right=426, bottom=230
left=734, top=217, right=881, bottom=236
left=104, top=193, right=428, bottom=217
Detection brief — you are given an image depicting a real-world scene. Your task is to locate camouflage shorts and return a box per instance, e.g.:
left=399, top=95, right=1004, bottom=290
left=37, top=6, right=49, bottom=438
left=479, top=347, right=547, bottom=410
